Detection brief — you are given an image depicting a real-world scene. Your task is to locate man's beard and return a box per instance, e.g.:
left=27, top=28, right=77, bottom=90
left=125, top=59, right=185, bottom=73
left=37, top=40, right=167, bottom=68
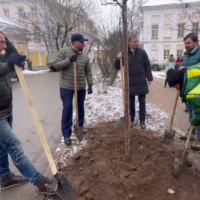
left=78, top=47, right=83, bottom=52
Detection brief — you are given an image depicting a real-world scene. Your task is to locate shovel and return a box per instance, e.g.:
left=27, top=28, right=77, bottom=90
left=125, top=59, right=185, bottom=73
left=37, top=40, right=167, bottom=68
left=14, top=65, right=73, bottom=200
left=173, top=126, right=194, bottom=175
left=73, top=62, right=84, bottom=141
left=163, top=90, right=180, bottom=143
left=119, top=58, right=131, bottom=129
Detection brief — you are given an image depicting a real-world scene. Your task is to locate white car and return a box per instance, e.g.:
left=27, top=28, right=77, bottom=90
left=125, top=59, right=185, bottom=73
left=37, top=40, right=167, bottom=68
left=149, top=60, right=165, bottom=71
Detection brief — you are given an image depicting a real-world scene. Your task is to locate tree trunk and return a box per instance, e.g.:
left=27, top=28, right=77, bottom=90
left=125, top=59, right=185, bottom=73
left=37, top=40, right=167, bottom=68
left=109, top=69, right=118, bottom=85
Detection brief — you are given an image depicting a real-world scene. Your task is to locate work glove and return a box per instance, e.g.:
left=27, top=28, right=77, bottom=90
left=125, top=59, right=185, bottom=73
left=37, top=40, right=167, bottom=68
left=69, top=55, right=77, bottom=63
left=88, top=85, right=93, bottom=95
left=7, top=53, right=26, bottom=70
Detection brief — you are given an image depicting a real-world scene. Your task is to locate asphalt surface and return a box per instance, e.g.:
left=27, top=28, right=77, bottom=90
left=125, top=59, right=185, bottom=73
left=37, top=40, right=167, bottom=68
left=0, top=72, right=62, bottom=200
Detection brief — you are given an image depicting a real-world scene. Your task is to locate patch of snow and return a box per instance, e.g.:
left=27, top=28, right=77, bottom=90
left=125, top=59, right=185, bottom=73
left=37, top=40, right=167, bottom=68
left=152, top=71, right=165, bottom=80
left=57, top=135, right=87, bottom=170
left=22, top=70, right=50, bottom=75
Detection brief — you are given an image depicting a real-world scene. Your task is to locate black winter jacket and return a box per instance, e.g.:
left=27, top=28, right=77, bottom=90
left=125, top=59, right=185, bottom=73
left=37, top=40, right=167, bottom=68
left=115, top=48, right=153, bottom=96
left=0, top=36, right=18, bottom=118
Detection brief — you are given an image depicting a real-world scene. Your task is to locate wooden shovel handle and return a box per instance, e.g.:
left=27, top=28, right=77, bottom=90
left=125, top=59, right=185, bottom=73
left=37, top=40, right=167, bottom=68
left=169, top=90, right=180, bottom=131
left=73, top=62, right=79, bottom=123
left=185, top=126, right=194, bottom=149
left=120, top=58, right=125, bottom=111
left=14, top=65, right=57, bottom=175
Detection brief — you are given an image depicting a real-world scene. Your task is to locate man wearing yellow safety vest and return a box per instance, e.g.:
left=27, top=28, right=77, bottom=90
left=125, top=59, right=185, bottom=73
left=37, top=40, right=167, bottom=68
left=167, top=65, right=200, bottom=152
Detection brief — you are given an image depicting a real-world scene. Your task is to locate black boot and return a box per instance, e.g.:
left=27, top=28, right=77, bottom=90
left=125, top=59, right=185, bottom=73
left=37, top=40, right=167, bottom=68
left=64, top=138, right=72, bottom=146
left=36, top=177, right=57, bottom=195
left=0, top=173, right=29, bottom=190
left=140, top=120, right=146, bottom=129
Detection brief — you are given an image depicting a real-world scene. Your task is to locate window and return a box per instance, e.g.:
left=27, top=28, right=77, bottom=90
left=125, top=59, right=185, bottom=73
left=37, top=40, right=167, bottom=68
left=192, top=23, right=199, bottom=35
left=178, top=23, right=185, bottom=37
left=31, top=8, right=37, bottom=17
left=177, top=50, right=183, bottom=57
left=164, top=50, right=170, bottom=60
left=18, top=8, right=25, bottom=17
left=3, top=9, right=10, bottom=18
left=152, top=25, right=158, bottom=38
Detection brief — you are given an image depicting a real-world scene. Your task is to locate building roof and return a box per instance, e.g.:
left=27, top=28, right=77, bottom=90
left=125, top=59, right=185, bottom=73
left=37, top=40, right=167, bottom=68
left=143, top=0, right=199, bottom=7
left=0, top=13, right=23, bottom=29
left=0, top=13, right=28, bottom=41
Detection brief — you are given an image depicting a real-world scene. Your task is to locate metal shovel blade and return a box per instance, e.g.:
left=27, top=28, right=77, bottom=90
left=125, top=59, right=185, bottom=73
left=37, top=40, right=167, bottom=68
left=74, top=124, right=84, bottom=141
left=163, top=129, right=175, bottom=143
left=54, top=173, right=74, bottom=200
left=174, top=149, right=188, bottom=174
left=120, top=116, right=132, bottom=129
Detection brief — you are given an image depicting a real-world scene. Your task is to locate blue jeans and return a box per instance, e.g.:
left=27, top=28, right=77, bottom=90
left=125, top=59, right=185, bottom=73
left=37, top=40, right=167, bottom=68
left=60, top=88, right=86, bottom=139
left=187, top=103, right=200, bottom=139
left=0, top=113, right=42, bottom=185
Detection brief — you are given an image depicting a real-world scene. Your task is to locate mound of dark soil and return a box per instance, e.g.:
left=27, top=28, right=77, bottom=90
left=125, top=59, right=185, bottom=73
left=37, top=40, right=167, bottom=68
left=63, top=121, right=200, bottom=200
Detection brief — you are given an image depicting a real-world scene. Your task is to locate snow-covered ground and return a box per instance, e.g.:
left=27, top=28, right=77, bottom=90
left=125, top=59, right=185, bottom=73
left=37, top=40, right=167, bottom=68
left=152, top=71, right=165, bottom=80
left=23, top=69, right=50, bottom=75
left=56, top=73, right=185, bottom=169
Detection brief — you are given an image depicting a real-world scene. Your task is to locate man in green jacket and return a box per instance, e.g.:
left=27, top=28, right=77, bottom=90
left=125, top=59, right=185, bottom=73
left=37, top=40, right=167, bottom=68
left=53, top=33, right=93, bottom=145
left=180, top=33, right=200, bottom=149
left=167, top=64, right=200, bottom=151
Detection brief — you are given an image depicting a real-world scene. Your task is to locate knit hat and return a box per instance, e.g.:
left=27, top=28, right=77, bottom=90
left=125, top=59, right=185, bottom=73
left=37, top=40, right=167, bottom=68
left=167, top=69, right=185, bottom=87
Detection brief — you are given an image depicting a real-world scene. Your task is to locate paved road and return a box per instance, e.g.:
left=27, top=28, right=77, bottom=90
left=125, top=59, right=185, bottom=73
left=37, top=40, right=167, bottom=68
left=0, top=72, right=62, bottom=200
left=147, top=76, right=189, bottom=132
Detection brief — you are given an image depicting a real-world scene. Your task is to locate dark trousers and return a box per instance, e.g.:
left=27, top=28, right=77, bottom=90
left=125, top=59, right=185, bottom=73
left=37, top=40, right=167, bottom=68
left=164, top=78, right=168, bottom=87
left=130, top=94, right=146, bottom=122
left=60, top=88, right=86, bottom=139
left=28, top=65, right=32, bottom=71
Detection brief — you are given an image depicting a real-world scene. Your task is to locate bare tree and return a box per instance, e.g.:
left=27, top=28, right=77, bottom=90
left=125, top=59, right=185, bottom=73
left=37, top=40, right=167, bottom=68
left=127, top=0, right=144, bottom=37
left=96, top=0, right=144, bottom=85
left=178, top=1, right=200, bottom=34
left=100, top=0, right=130, bottom=156
left=19, top=0, right=97, bottom=53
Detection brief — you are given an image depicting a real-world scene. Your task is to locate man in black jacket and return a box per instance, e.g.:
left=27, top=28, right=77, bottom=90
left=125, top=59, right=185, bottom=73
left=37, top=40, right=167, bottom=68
left=115, top=35, right=153, bottom=129
left=0, top=32, right=57, bottom=195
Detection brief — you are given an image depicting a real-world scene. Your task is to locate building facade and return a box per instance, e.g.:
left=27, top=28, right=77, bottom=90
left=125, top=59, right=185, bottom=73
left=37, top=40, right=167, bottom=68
left=0, top=12, right=29, bottom=58
left=142, top=1, right=200, bottom=63
left=0, top=0, right=47, bottom=66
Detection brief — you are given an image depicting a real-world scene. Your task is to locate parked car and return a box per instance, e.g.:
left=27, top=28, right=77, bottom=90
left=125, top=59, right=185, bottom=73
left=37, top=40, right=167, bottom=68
left=46, top=53, right=58, bottom=71
left=149, top=59, right=165, bottom=71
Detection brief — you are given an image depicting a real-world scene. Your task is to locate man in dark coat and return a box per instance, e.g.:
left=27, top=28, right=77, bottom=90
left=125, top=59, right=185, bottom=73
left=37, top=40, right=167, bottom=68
left=115, top=35, right=153, bottom=129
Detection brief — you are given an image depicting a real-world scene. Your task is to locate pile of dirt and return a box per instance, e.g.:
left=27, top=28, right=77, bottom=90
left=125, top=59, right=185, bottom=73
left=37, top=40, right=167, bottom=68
left=63, top=121, right=200, bottom=200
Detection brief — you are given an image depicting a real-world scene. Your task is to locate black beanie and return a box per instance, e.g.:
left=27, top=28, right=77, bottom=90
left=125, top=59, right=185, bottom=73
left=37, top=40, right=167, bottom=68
left=167, top=69, right=185, bottom=87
